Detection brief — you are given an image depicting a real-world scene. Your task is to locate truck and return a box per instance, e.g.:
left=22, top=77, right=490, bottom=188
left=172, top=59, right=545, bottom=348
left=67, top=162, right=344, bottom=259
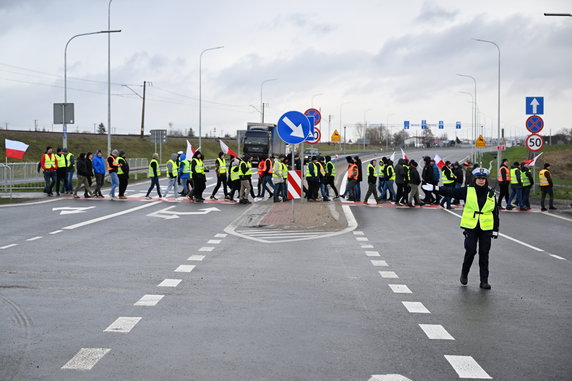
left=242, top=122, right=286, bottom=164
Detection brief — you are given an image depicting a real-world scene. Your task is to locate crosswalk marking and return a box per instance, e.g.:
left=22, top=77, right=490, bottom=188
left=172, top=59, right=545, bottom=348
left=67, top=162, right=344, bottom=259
left=207, top=239, right=221, bottom=244
left=379, top=271, right=398, bottom=279
left=199, top=246, right=214, bottom=252
left=187, top=255, right=205, bottom=261
left=61, top=348, right=110, bottom=370
left=365, top=251, right=380, bottom=257
left=353, top=231, right=365, bottom=236
left=370, top=260, right=388, bottom=267
left=134, top=294, right=164, bottom=306
left=419, top=324, right=455, bottom=340
left=157, top=279, right=182, bottom=287
left=361, top=244, right=374, bottom=248
left=444, top=355, right=492, bottom=379
left=175, top=265, right=196, bottom=272
left=402, top=301, right=430, bottom=314
left=233, top=228, right=330, bottom=243
left=214, top=233, right=227, bottom=238
left=388, top=284, right=412, bottom=294
left=104, top=317, right=141, bottom=333
left=356, top=236, right=369, bottom=241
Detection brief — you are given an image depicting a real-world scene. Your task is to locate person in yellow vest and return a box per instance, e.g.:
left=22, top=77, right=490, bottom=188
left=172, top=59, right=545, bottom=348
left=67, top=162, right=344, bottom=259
left=539, top=163, right=556, bottom=211
left=55, top=147, right=68, bottom=196
left=116, top=150, right=129, bottom=199
left=107, top=149, right=120, bottom=199
left=145, top=153, right=162, bottom=199
left=325, top=155, right=339, bottom=199
left=272, top=154, right=286, bottom=202
left=239, top=154, right=253, bottom=204
left=210, top=151, right=229, bottom=200
left=520, top=162, right=534, bottom=210
left=40, top=146, right=58, bottom=196
left=164, top=153, right=179, bottom=199
left=439, top=160, right=456, bottom=210
left=497, top=159, right=511, bottom=209
left=178, top=154, right=192, bottom=198
left=62, top=148, right=75, bottom=194
left=423, top=167, right=499, bottom=289
left=191, top=151, right=207, bottom=202
left=506, top=162, right=523, bottom=210
left=228, top=156, right=241, bottom=202
left=258, top=155, right=275, bottom=199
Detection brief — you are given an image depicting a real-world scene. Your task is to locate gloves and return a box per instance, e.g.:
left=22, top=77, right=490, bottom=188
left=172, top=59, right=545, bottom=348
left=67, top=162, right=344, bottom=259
left=492, top=231, right=499, bottom=239
left=421, top=184, right=437, bottom=192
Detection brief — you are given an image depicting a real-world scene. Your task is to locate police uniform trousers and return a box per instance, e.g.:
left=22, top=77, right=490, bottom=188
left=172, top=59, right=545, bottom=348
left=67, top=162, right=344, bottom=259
left=462, top=227, right=491, bottom=283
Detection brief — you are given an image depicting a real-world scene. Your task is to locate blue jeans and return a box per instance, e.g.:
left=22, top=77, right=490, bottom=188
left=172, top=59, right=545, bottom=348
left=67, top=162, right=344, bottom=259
left=164, top=177, right=178, bottom=198
left=440, top=183, right=454, bottom=208
left=274, top=182, right=284, bottom=200
left=377, top=179, right=386, bottom=198
left=43, top=171, right=57, bottom=194
left=522, top=186, right=531, bottom=208
left=260, top=175, right=275, bottom=197
left=382, top=180, right=395, bottom=201
left=109, top=172, right=119, bottom=197
left=66, top=169, right=74, bottom=192
left=354, top=182, right=362, bottom=201
left=146, top=176, right=162, bottom=197
left=320, top=182, right=328, bottom=198
left=507, top=186, right=523, bottom=208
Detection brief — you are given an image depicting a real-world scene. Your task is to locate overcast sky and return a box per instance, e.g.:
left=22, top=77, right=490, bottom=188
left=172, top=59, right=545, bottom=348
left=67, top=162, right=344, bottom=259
left=1, top=0, right=571, bottom=142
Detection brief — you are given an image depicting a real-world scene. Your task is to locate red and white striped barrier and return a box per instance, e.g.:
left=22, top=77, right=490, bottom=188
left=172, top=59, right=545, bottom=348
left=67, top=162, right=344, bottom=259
left=287, top=170, right=302, bottom=199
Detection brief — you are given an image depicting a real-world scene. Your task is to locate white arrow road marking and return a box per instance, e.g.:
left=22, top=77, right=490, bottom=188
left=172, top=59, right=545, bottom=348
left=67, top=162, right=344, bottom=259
left=147, top=206, right=221, bottom=219
left=530, top=98, right=540, bottom=114
left=52, top=206, right=96, bottom=215
left=282, top=116, right=305, bottom=138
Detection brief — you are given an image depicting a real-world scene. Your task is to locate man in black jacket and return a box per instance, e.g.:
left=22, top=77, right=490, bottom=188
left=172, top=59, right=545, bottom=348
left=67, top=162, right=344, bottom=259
left=363, top=159, right=383, bottom=205
left=407, top=160, right=423, bottom=207
left=421, top=156, right=434, bottom=204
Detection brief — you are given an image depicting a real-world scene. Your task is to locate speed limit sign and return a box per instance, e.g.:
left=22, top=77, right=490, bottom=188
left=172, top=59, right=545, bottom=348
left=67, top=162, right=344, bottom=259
left=525, top=133, right=544, bottom=152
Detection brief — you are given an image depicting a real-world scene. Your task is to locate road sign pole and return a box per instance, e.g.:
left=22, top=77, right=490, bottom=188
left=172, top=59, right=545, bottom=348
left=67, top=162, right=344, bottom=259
left=291, top=145, right=296, bottom=223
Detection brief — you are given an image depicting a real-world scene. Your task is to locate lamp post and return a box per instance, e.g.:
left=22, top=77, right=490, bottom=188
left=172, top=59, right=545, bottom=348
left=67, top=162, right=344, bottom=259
left=363, top=109, right=371, bottom=151
left=385, top=113, right=394, bottom=151
left=459, top=91, right=474, bottom=143
left=456, top=73, right=477, bottom=162
left=339, top=102, right=350, bottom=151
left=311, top=93, right=323, bottom=108
left=544, top=12, right=572, bottom=16
left=65, top=29, right=121, bottom=149
left=260, top=78, right=277, bottom=123
left=199, top=46, right=224, bottom=149
left=473, top=38, right=501, bottom=173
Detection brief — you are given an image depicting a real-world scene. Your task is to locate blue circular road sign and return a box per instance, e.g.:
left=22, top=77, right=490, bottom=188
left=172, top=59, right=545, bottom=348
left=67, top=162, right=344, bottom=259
left=277, top=111, right=311, bottom=144
left=526, top=115, right=544, bottom=133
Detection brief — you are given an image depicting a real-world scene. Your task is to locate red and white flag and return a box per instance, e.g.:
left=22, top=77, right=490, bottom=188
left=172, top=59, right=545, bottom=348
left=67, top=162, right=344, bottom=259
left=522, top=152, right=543, bottom=167
left=219, top=140, right=238, bottom=158
left=401, top=148, right=408, bottom=160
left=434, top=154, right=446, bottom=170
left=185, top=140, right=196, bottom=158
left=5, top=139, right=29, bottom=159
left=389, top=151, right=396, bottom=162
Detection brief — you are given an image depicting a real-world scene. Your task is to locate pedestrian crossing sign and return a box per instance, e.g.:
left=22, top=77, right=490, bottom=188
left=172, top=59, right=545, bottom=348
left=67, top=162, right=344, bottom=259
left=476, top=135, right=486, bottom=148
left=331, top=129, right=341, bottom=142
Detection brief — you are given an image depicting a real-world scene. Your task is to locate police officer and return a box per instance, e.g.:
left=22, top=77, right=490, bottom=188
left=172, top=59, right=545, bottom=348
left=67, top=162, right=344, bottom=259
left=539, top=163, right=556, bottom=211
left=423, top=168, right=499, bottom=289
left=324, top=155, right=339, bottom=199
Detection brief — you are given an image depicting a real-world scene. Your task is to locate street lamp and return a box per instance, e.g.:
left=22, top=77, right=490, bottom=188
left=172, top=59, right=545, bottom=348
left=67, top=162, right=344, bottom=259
left=544, top=12, right=572, bottom=16
left=311, top=93, right=323, bottom=108
left=385, top=113, right=394, bottom=151
left=107, top=0, right=114, bottom=155
left=260, top=78, right=277, bottom=123
left=363, top=109, right=372, bottom=151
left=339, top=102, right=350, bottom=151
left=456, top=73, right=477, bottom=162
left=473, top=38, right=501, bottom=172
left=65, top=29, right=121, bottom=149
left=459, top=91, right=474, bottom=143
left=199, top=46, right=224, bottom=149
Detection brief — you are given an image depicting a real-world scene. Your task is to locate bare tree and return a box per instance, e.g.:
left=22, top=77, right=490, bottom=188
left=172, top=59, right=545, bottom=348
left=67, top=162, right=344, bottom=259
left=393, top=130, right=409, bottom=147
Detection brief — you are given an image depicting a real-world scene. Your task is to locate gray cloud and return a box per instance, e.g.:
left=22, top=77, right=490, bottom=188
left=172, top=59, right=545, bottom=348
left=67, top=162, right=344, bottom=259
left=272, top=12, right=335, bottom=34
left=416, top=0, right=458, bottom=23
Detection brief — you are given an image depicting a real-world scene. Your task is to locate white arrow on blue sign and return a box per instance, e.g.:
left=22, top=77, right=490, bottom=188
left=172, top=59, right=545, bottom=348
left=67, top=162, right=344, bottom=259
left=526, top=97, right=544, bottom=115
left=404, top=121, right=410, bottom=130
left=421, top=120, right=427, bottom=129
left=277, top=111, right=311, bottom=144
left=456, top=121, right=461, bottom=129
left=438, top=121, right=444, bottom=129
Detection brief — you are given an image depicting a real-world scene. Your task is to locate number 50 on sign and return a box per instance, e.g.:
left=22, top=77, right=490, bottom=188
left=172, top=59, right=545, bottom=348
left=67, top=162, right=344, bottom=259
left=526, top=134, right=544, bottom=152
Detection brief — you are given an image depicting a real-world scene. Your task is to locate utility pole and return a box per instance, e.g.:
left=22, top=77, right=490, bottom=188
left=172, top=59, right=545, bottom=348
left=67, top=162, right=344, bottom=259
left=140, top=80, right=147, bottom=138
left=34, top=120, right=38, bottom=131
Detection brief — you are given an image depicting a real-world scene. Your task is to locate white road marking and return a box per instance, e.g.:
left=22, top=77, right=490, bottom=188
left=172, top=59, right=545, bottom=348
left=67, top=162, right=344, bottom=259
left=104, top=317, right=142, bottom=333
left=129, top=193, right=146, bottom=198
left=207, top=239, right=221, bottom=244
left=61, top=348, right=111, bottom=370
left=356, top=236, right=369, bottom=241
left=353, top=231, right=365, bottom=236
left=366, top=251, right=381, bottom=257
left=539, top=211, right=572, bottom=223
left=26, top=236, right=43, bottom=241
left=444, top=355, right=492, bottom=379
left=379, top=271, right=399, bottom=279
left=402, top=301, right=430, bottom=314
left=214, top=233, right=227, bottom=238
left=419, top=324, right=455, bottom=340
left=187, top=255, right=205, bottom=261
left=175, top=265, right=196, bottom=272
left=158, top=279, right=182, bottom=287
left=49, top=230, right=63, bottom=235
left=199, top=246, right=214, bottom=252
left=550, top=254, right=566, bottom=261
left=369, top=375, right=412, bottom=381
left=0, top=198, right=63, bottom=208
left=388, top=284, right=412, bottom=294
left=134, top=294, right=164, bottom=306
left=370, top=260, right=388, bottom=267
left=63, top=201, right=160, bottom=230
left=361, top=244, right=374, bottom=249
left=0, top=243, right=18, bottom=249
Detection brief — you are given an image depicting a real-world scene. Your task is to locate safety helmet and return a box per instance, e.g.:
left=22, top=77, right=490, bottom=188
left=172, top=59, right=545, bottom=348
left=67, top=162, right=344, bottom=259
left=472, top=167, right=490, bottom=177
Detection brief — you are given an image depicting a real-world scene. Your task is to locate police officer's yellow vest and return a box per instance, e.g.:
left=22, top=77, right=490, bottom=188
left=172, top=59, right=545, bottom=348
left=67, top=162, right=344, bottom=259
left=167, top=159, right=178, bottom=177
left=230, top=165, right=241, bottom=181
left=377, top=164, right=385, bottom=178
left=282, top=163, right=288, bottom=179
left=510, top=168, right=520, bottom=184
left=368, top=164, right=377, bottom=177
left=460, top=187, right=495, bottom=231
left=65, top=152, right=74, bottom=168
left=305, top=162, right=317, bottom=177
left=148, top=159, right=161, bottom=177
left=181, top=160, right=191, bottom=176
left=117, top=156, right=126, bottom=175
left=43, top=153, right=56, bottom=170
left=193, top=158, right=205, bottom=174
left=273, top=159, right=283, bottom=178
left=386, top=165, right=395, bottom=180
left=539, top=169, right=550, bottom=186
left=327, top=161, right=336, bottom=177
left=521, top=170, right=531, bottom=187
left=56, top=154, right=67, bottom=168
left=216, top=158, right=227, bottom=174
left=245, top=161, right=252, bottom=176
left=441, top=167, right=455, bottom=184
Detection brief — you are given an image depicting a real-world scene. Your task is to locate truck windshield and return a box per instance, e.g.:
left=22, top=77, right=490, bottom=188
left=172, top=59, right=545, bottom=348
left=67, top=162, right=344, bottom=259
left=244, top=137, right=268, bottom=145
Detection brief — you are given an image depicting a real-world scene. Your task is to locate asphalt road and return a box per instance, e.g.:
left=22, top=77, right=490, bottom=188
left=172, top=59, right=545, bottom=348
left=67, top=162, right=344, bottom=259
left=1, top=148, right=570, bottom=380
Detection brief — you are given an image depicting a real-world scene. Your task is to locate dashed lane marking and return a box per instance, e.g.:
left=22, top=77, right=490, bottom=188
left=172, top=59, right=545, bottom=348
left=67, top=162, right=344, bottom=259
left=379, top=271, right=399, bottom=279
left=388, top=284, right=412, bottom=294
left=134, top=294, right=164, bottom=306
left=49, top=230, right=63, bottom=235
left=214, top=233, right=227, bottom=238
left=61, top=348, right=111, bottom=370
left=0, top=243, right=18, bottom=250
left=402, top=301, right=431, bottom=314
left=26, top=236, right=43, bottom=241
left=361, top=244, right=374, bottom=249
left=370, top=260, right=388, bottom=267
left=175, top=265, right=196, bottom=272
left=550, top=254, right=566, bottom=260
left=187, top=255, right=205, bottom=261
left=356, top=236, right=369, bottom=241
left=199, top=246, right=214, bottom=252
left=207, top=239, right=221, bottom=244
left=353, top=231, right=365, bottom=236
left=444, top=355, right=492, bottom=379
left=369, top=375, right=413, bottom=381
left=157, top=279, right=182, bottom=287
left=365, top=251, right=381, bottom=257
left=104, top=317, right=142, bottom=333
left=419, top=324, right=455, bottom=340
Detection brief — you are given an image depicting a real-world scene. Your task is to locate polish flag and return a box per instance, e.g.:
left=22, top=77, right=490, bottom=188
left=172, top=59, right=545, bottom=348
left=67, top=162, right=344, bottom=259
left=389, top=151, right=396, bottom=162
left=5, top=139, right=29, bottom=159
left=185, top=140, right=196, bottom=158
left=522, top=152, right=543, bottom=167
left=434, top=154, right=446, bottom=170
left=401, top=148, right=408, bottom=160
left=219, top=139, right=238, bottom=158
